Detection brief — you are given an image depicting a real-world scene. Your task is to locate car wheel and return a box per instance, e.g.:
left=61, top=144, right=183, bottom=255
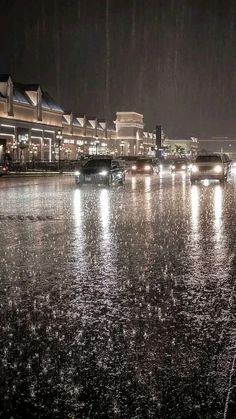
left=119, top=176, right=124, bottom=185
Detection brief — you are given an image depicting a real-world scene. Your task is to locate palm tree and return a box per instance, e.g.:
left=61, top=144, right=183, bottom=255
left=175, top=145, right=186, bottom=157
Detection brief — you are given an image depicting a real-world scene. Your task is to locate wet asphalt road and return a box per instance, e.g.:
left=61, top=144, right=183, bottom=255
left=0, top=172, right=235, bottom=419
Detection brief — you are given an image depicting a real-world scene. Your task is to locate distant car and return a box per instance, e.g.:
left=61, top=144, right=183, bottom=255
left=75, top=158, right=125, bottom=186
left=170, top=159, right=191, bottom=172
left=0, top=164, right=8, bottom=176
left=116, top=156, right=138, bottom=173
left=190, top=154, right=230, bottom=183
left=131, top=158, right=160, bottom=175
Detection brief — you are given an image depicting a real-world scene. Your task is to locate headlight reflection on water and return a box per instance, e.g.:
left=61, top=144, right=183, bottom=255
left=73, top=189, right=82, bottom=227
left=144, top=175, right=151, bottom=192
left=131, top=176, right=137, bottom=190
left=214, top=185, right=222, bottom=238
left=144, top=176, right=152, bottom=219
left=191, top=185, right=199, bottom=233
left=100, top=189, right=109, bottom=230
left=191, top=182, right=223, bottom=245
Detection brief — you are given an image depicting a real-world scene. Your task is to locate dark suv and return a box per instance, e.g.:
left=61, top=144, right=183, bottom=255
left=75, top=158, right=125, bottom=186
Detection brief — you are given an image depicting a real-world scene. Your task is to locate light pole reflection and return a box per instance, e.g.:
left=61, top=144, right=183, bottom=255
left=182, top=173, right=186, bottom=205
left=191, top=185, right=199, bottom=234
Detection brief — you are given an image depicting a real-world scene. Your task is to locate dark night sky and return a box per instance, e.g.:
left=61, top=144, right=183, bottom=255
left=1, top=0, right=236, bottom=137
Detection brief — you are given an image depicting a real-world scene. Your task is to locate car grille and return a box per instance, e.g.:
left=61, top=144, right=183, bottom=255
left=83, top=174, right=107, bottom=182
left=198, top=165, right=215, bottom=172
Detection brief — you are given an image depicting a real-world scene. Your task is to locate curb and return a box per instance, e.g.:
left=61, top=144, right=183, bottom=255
left=4, top=172, right=74, bottom=178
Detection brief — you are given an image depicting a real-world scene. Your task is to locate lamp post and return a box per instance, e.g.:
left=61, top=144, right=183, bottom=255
left=94, top=136, right=99, bottom=155
left=56, top=129, right=63, bottom=170
left=12, top=141, right=17, bottom=161
left=120, top=141, right=125, bottom=156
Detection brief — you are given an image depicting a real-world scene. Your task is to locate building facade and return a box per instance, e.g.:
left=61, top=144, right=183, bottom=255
left=0, top=75, right=198, bottom=162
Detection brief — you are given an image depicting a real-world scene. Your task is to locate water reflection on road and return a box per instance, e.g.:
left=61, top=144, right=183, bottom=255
left=0, top=173, right=235, bottom=418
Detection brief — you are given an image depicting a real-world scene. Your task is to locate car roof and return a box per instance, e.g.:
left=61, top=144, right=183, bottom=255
left=197, top=153, right=221, bottom=157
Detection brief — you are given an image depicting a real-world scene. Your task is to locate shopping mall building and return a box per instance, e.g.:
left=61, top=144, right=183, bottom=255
left=0, top=75, right=197, bottom=162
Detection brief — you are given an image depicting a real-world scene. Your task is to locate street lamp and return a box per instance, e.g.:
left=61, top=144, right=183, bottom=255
left=12, top=141, right=17, bottom=161
left=94, top=136, right=99, bottom=155
left=56, top=129, right=63, bottom=170
left=120, top=141, right=125, bottom=156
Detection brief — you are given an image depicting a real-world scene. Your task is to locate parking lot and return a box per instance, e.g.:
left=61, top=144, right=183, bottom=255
left=0, top=172, right=235, bottom=418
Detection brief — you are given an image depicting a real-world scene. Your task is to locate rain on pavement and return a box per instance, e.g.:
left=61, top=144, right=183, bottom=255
left=0, top=172, right=235, bottom=418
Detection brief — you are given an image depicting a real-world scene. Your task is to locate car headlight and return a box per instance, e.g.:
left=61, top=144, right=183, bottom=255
left=214, top=165, right=222, bottom=173
left=144, top=165, right=151, bottom=170
left=99, top=170, right=108, bottom=176
left=181, top=165, right=186, bottom=170
left=132, top=165, right=137, bottom=170
left=75, top=171, right=80, bottom=176
left=171, top=165, right=175, bottom=169
left=191, top=165, right=198, bottom=173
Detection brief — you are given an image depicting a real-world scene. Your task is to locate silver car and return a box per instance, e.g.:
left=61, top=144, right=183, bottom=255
left=190, top=154, right=230, bottom=183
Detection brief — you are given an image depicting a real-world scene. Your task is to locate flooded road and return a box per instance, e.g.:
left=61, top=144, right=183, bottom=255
left=0, top=173, right=235, bottom=418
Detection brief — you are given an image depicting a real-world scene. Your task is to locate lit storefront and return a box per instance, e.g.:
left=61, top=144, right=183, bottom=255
left=0, top=75, right=181, bottom=162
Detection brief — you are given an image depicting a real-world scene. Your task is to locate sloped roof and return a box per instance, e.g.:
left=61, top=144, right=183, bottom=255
left=62, top=115, right=69, bottom=124
left=86, top=121, right=94, bottom=129
left=13, top=84, right=32, bottom=105
left=73, top=118, right=83, bottom=127
left=42, top=91, right=63, bottom=112
left=0, top=75, right=63, bottom=112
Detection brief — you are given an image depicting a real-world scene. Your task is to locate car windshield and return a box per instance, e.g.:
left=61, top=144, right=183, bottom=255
left=196, top=155, right=221, bottom=163
left=84, top=159, right=111, bottom=168
left=136, top=160, right=152, bottom=166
